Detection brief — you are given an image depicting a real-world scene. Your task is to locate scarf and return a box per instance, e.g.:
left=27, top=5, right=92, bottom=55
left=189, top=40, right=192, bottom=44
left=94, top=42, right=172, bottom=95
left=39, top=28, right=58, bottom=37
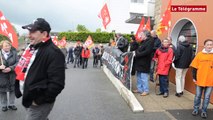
left=15, top=45, right=35, bottom=81
left=159, top=45, right=169, bottom=53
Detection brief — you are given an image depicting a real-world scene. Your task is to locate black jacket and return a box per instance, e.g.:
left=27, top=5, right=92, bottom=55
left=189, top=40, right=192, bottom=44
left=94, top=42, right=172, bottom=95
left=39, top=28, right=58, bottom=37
left=135, top=37, right=154, bottom=73
left=152, top=36, right=161, bottom=55
left=74, top=46, right=81, bottom=56
left=22, top=39, right=65, bottom=108
left=174, top=41, right=194, bottom=68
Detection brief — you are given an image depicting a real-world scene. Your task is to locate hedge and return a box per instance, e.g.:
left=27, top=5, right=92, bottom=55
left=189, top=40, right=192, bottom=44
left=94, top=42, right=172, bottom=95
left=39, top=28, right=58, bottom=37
left=58, top=32, right=132, bottom=43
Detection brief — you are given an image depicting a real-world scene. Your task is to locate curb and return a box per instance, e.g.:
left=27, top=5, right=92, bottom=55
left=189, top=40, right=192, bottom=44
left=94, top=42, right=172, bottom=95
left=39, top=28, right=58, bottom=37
left=102, top=65, right=144, bottom=113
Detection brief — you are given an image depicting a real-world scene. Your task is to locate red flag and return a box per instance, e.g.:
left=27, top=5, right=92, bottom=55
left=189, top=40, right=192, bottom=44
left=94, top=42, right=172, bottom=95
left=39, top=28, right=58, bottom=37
left=144, top=17, right=151, bottom=31
left=84, top=35, right=94, bottom=49
left=0, top=11, right=6, bottom=20
left=0, top=11, right=18, bottom=48
left=156, top=0, right=171, bottom=35
left=135, top=17, right=145, bottom=41
left=98, top=3, right=111, bottom=29
left=52, top=36, right=58, bottom=46
left=58, top=37, right=67, bottom=47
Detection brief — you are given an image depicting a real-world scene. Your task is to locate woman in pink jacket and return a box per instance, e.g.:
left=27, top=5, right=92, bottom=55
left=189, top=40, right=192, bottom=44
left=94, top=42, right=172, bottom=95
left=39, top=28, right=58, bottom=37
left=153, top=38, right=173, bottom=98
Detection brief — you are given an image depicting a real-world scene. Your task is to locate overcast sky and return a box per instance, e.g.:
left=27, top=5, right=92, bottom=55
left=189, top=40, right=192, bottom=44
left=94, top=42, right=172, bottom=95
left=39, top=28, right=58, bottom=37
left=0, top=0, right=105, bottom=35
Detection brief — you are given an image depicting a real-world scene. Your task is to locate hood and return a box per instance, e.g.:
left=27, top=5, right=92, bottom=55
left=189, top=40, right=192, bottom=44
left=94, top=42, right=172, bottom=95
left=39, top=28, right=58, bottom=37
left=179, top=41, right=190, bottom=47
left=202, top=48, right=213, bottom=54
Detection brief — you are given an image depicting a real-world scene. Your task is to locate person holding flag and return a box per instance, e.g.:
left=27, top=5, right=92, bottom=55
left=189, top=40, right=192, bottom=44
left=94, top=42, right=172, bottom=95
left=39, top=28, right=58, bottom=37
left=0, top=40, right=18, bottom=112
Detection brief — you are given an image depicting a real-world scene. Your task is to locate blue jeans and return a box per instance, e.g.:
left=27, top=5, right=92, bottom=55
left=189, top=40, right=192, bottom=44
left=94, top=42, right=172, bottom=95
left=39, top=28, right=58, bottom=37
left=136, top=72, right=149, bottom=93
left=159, top=75, right=169, bottom=93
left=193, top=86, right=213, bottom=113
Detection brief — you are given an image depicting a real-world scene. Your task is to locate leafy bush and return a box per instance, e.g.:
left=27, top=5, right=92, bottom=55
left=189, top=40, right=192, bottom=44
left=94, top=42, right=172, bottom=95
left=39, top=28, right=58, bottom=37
left=58, top=32, right=132, bottom=43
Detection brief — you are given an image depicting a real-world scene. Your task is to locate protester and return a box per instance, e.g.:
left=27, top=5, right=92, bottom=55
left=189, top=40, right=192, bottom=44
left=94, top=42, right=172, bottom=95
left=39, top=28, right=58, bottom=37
left=116, top=33, right=129, bottom=53
left=92, top=45, right=100, bottom=67
left=79, top=43, right=83, bottom=66
left=174, top=35, right=194, bottom=97
left=15, top=18, right=65, bottom=120
left=133, top=30, right=154, bottom=96
left=0, top=40, right=18, bottom=112
left=67, top=46, right=74, bottom=64
left=150, top=30, right=161, bottom=82
left=73, top=42, right=81, bottom=68
left=81, top=45, right=90, bottom=69
left=153, top=38, right=173, bottom=98
left=190, top=39, right=213, bottom=119
left=109, top=39, right=116, bottom=47
left=60, top=46, right=68, bottom=69
left=129, top=35, right=139, bottom=76
left=98, top=44, right=104, bottom=67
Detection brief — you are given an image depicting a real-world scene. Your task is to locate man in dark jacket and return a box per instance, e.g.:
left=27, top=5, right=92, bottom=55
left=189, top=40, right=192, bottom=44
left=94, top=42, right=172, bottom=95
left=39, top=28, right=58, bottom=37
left=133, top=30, right=154, bottom=96
left=174, top=35, right=194, bottom=97
left=74, top=43, right=81, bottom=68
left=67, top=46, right=74, bottom=64
left=150, top=30, right=161, bottom=82
left=92, top=46, right=100, bottom=67
left=16, top=18, right=65, bottom=120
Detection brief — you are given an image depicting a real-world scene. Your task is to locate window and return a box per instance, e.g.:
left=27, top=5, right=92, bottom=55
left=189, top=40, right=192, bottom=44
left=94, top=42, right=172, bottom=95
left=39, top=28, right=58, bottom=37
left=178, top=22, right=197, bottom=53
left=131, top=0, right=144, bottom=3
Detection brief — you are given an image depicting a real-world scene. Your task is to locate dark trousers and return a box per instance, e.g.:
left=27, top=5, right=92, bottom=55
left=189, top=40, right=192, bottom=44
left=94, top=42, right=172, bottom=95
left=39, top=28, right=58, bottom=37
left=93, top=55, right=98, bottom=66
left=67, top=54, right=74, bottom=63
left=159, top=75, right=169, bottom=93
left=82, top=58, right=88, bottom=69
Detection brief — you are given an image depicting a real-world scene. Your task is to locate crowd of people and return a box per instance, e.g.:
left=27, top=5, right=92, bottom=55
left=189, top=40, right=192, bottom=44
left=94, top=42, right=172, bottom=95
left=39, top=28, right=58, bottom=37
left=63, top=42, right=104, bottom=69
left=109, top=30, right=212, bottom=119
left=0, top=18, right=212, bottom=120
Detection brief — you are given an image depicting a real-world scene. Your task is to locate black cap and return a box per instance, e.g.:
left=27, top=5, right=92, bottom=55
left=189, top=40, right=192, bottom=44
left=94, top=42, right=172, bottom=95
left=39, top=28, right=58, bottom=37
left=22, top=18, right=51, bottom=33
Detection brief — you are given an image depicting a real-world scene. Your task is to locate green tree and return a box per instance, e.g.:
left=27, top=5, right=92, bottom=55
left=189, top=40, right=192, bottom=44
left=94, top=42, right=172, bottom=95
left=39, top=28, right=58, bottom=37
left=96, top=28, right=101, bottom=32
left=76, top=24, right=89, bottom=32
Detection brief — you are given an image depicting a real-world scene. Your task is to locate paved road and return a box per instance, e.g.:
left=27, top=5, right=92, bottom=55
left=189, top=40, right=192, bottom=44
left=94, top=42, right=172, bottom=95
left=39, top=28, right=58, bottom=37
left=0, top=61, right=171, bottom=120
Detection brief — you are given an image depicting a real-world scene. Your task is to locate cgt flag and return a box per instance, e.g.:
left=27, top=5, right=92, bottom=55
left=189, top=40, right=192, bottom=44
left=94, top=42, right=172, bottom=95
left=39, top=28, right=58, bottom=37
left=0, top=11, right=18, bottom=48
left=144, top=17, right=151, bottom=31
left=52, top=36, right=59, bottom=46
left=156, top=0, right=172, bottom=35
left=58, top=36, right=67, bottom=48
left=135, top=16, right=145, bottom=41
left=98, top=3, right=111, bottom=29
left=84, top=35, right=94, bottom=49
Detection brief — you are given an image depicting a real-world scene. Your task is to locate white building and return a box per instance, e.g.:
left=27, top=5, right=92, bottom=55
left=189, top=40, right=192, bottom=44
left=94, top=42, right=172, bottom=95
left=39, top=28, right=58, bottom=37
left=103, top=0, right=155, bottom=34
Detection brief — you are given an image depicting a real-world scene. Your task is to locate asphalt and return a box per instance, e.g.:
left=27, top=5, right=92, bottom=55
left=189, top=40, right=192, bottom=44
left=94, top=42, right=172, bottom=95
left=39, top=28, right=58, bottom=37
left=0, top=60, right=171, bottom=120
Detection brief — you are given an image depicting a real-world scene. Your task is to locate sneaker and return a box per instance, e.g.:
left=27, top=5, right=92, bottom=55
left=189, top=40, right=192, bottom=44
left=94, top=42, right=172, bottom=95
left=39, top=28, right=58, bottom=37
left=156, top=92, right=164, bottom=95
left=201, top=112, right=207, bottom=119
left=180, top=92, right=183, bottom=95
left=2, top=106, right=8, bottom=112
left=175, top=93, right=181, bottom=97
left=150, top=79, right=154, bottom=82
left=163, top=93, right=168, bottom=98
left=140, top=92, right=149, bottom=96
left=8, top=105, right=17, bottom=110
left=132, top=90, right=139, bottom=93
left=191, top=110, right=198, bottom=116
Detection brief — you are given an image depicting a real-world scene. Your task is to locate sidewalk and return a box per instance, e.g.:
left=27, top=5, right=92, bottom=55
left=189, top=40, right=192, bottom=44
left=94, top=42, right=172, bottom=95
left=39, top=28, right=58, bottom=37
left=131, top=75, right=213, bottom=112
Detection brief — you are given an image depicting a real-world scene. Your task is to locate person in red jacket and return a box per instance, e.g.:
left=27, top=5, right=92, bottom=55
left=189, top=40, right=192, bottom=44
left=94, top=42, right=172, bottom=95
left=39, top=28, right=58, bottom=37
left=81, top=45, right=90, bottom=69
left=153, top=38, right=173, bottom=98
